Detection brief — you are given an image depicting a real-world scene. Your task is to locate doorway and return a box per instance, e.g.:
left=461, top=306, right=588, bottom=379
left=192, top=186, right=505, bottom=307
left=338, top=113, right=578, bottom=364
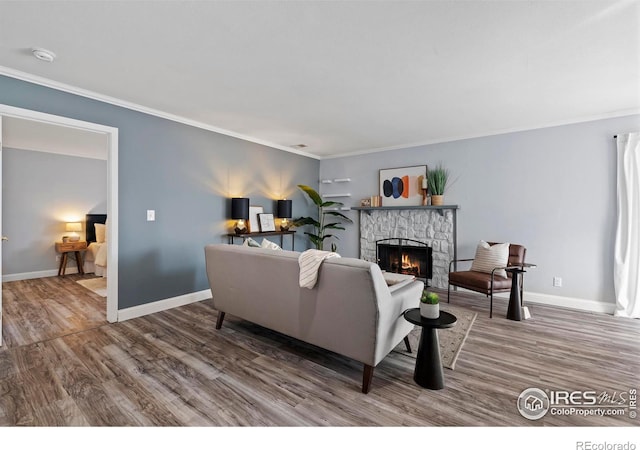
left=0, top=104, right=119, bottom=346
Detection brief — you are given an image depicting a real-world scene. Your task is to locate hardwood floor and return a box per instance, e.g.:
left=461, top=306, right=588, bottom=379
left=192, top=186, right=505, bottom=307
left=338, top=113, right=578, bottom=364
left=1, top=277, right=638, bottom=426
left=2, top=274, right=106, bottom=348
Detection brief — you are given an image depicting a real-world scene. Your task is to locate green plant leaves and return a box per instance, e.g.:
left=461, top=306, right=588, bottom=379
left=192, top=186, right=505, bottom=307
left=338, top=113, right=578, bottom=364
left=298, top=185, right=324, bottom=206
left=292, top=216, right=320, bottom=228
left=295, top=184, right=353, bottom=250
left=420, top=290, right=440, bottom=304
left=325, top=211, right=353, bottom=223
left=427, top=165, right=450, bottom=196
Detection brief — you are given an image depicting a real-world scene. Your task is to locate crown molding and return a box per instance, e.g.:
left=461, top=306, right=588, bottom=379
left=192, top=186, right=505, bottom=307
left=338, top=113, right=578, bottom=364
left=0, top=66, right=321, bottom=160
left=321, top=108, right=640, bottom=159
left=3, top=66, right=637, bottom=162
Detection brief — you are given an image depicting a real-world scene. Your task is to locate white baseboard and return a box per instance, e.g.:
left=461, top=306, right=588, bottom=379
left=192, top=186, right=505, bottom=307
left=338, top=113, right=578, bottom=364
left=117, top=289, right=212, bottom=322
left=523, top=291, right=615, bottom=315
left=2, top=268, right=78, bottom=282
left=455, top=287, right=615, bottom=315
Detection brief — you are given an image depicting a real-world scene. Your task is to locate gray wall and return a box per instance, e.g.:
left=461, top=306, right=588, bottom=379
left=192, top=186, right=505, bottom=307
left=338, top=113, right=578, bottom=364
left=2, top=148, right=107, bottom=275
left=320, top=114, right=640, bottom=306
left=0, top=75, right=320, bottom=309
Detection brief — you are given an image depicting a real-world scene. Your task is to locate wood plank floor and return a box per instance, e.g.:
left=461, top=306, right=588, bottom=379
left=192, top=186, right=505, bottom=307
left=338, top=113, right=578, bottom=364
left=1, top=276, right=638, bottom=426
left=2, top=275, right=106, bottom=348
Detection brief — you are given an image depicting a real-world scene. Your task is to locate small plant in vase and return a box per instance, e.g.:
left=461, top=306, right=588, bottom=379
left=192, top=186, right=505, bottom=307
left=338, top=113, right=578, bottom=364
left=427, top=164, right=450, bottom=206
left=420, top=291, right=440, bottom=319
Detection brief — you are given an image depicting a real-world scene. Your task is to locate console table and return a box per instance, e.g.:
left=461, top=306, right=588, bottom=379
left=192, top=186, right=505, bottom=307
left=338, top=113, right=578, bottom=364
left=227, top=230, right=296, bottom=251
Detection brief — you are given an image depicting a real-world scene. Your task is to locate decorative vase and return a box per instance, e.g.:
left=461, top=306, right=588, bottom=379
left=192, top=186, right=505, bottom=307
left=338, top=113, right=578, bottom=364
left=431, top=195, right=444, bottom=206
left=420, top=302, right=439, bottom=319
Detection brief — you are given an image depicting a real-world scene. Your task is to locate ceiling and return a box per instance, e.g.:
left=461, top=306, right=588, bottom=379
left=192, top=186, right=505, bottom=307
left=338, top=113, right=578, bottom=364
left=0, top=1, right=638, bottom=159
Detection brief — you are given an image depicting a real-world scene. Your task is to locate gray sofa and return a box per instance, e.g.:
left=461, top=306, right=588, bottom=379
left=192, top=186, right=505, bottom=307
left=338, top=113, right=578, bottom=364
left=204, top=244, right=423, bottom=393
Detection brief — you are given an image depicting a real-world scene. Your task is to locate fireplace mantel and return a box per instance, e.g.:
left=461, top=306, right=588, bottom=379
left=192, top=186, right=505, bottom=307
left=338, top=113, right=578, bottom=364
left=352, top=205, right=459, bottom=216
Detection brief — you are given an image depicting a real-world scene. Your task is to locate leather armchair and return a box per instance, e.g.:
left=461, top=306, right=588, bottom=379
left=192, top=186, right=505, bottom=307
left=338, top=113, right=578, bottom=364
left=447, top=243, right=527, bottom=318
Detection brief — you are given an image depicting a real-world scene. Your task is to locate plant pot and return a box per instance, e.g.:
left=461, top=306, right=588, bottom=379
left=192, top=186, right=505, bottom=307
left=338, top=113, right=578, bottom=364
left=420, top=302, right=439, bottom=319
left=431, top=195, right=444, bottom=206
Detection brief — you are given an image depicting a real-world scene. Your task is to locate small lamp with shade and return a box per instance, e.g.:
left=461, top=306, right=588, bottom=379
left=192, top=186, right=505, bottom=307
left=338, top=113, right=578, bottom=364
left=231, top=198, right=250, bottom=234
left=65, top=222, right=82, bottom=242
left=277, top=199, right=293, bottom=231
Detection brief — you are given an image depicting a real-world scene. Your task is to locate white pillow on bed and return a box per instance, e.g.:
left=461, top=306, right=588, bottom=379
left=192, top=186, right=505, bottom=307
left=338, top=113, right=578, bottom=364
left=95, top=223, right=106, bottom=243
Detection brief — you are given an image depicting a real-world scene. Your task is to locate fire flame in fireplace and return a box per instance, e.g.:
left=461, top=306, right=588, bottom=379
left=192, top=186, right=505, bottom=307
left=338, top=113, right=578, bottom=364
left=401, top=254, right=414, bottom=271
left=391, top=252, right=421, bottom=276
left=377, top=241, right=432, bottom=280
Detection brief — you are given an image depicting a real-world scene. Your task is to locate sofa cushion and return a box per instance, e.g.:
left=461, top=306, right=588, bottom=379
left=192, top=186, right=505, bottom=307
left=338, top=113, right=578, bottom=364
left=242, top=237, right=261, bottom=247
left=470, top=241, right=510, bottom=278
left=261, top=238, right=282, bottom=250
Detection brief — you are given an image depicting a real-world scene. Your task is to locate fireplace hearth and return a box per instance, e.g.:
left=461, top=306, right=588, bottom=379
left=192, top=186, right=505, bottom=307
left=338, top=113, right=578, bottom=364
left=377, top=238, right=432, bottom=285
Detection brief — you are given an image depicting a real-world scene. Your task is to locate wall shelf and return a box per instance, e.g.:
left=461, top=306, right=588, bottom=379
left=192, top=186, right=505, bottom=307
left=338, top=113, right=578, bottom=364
left=321, top=178, right=352, bottom=183
left=323, top=193, right=351, bottom=198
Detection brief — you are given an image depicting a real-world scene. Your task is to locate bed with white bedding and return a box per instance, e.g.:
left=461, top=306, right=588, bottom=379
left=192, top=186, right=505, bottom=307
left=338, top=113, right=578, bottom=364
left=83, top=214, right=107, bottom=277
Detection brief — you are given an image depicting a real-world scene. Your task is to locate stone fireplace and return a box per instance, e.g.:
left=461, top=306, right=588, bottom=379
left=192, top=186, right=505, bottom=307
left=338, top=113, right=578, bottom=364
left=356, top=206, right=458, bottom=289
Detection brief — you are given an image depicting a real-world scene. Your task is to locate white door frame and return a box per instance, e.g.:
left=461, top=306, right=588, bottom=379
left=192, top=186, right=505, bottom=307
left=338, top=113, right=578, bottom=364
left=0, top=104, right=119, bottom=324
left=1, top=115, right=4, bottom=345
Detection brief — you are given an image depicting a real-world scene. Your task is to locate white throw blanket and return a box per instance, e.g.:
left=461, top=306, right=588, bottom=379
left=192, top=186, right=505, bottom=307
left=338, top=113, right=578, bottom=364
left=298, top=249, right=341, bottom=289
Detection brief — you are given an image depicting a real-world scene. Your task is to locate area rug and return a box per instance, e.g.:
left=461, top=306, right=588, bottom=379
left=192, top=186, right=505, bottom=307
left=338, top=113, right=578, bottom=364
left=76, top=277, right=107, bottom=297
left=392, top=304, right=477, bottom=370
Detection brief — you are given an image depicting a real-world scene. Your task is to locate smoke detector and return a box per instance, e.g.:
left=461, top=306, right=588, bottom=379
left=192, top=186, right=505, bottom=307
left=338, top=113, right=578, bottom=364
left=31, top=48, right=56, bottom=62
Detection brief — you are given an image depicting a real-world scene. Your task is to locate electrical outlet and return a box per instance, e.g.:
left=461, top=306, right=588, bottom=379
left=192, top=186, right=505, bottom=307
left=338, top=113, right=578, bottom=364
left=147, top=210, right=155, bottom=221
left=55, top=255, right=61, bottom=262
left=553, top=276, right=562, bottom=287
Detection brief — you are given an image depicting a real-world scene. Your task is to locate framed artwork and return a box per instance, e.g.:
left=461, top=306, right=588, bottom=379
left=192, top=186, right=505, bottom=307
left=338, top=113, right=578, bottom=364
left=248, top=206, right=264, bottom=232
left=258, top=213, right=276, bottom=232
left=379, top=165, right=427, bottom=207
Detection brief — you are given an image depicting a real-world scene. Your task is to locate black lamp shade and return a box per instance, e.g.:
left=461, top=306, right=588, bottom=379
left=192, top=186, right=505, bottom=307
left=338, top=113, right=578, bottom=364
left=277, top=199, right=292, bottom=218
left=231, top=198, right=249, bottom=220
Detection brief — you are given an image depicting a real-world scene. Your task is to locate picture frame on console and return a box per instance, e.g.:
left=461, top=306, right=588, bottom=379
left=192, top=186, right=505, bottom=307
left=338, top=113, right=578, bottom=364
left=379, top=165, right=427, bottom=207
left=248, top=206, right=263, bottom=233
left=258, top=213, right=276, bottom=232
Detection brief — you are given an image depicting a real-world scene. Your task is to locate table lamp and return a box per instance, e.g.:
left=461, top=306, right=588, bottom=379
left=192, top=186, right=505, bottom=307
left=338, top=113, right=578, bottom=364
left=277, top=199, right=293, bottom=231
left=66, top=222, right=82, bottom=242
left=231, top=198, right=250, bottom=234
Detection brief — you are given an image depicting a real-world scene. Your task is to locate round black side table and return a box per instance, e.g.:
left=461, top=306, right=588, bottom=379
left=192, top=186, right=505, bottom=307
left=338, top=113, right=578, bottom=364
left=403, top=308, right=457, bottom=390
left=505, top=263, right=536, bottom=321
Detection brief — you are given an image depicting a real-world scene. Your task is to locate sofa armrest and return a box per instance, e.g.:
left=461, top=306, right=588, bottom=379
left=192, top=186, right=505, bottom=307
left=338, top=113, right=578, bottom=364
left=371, top=265, right=423, bottom=365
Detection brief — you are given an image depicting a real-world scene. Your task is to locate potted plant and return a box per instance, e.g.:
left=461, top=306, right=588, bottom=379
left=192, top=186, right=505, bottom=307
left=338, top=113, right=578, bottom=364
left=420, top=290, right=440, bottom=319
left=427, top=164, right=450, bottom=206
left=293, top=184, right=353, bottom=252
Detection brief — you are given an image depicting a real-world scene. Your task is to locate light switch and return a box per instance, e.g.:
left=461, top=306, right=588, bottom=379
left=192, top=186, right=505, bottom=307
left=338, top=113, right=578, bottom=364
left=147, top=210, right=155, bottom=221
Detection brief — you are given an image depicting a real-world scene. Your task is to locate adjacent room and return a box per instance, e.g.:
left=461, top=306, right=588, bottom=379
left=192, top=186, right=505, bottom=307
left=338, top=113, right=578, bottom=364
left=0, top=0, right=638, bottom=446
left=1, top=116, right=110, bottom=346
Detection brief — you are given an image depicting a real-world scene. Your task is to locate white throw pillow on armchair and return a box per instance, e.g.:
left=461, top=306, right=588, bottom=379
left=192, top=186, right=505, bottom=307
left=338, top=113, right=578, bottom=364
left=470, top=240, right=510, bottom=278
